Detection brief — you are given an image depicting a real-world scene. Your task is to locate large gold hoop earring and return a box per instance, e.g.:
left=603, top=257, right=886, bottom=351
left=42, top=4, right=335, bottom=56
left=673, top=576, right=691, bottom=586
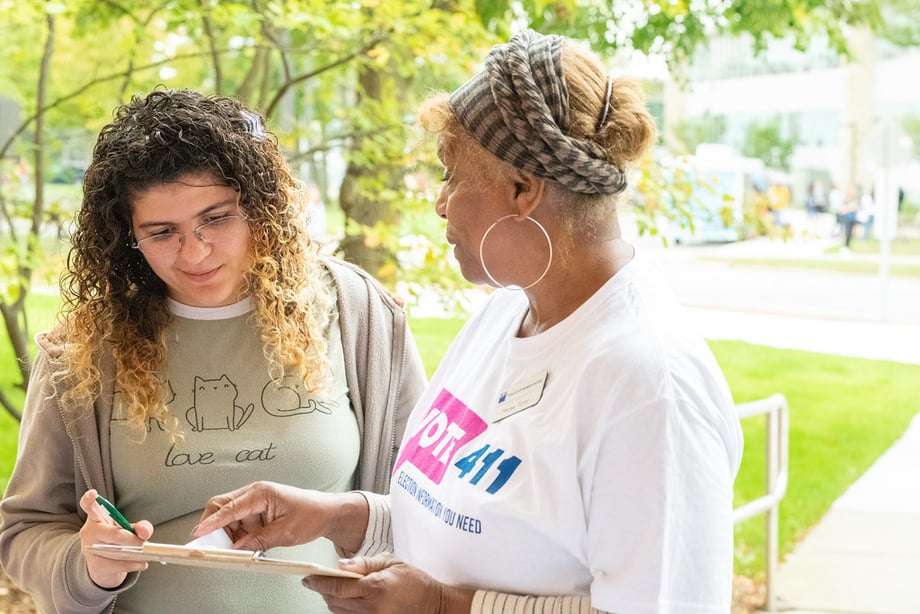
left=479, top=215, right=553, bottom=290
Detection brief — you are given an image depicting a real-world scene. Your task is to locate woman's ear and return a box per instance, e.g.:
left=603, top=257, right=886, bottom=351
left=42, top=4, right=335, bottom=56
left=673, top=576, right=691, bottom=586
left=511, top=174, right=545, bottom=218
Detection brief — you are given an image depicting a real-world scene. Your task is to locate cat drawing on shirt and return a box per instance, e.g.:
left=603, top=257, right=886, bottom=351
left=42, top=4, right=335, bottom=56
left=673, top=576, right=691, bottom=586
left=146, top=380, right=175, bottom=433
left=261, top=375, right=335, bottom=417
left=186, top=375, right=254, bottom=432
left=112, top=380, right=171, bottom=433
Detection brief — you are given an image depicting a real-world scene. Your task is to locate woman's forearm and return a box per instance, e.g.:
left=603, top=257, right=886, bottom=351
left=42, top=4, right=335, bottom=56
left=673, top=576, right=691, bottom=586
left=326, top=491, right=372, bottom=555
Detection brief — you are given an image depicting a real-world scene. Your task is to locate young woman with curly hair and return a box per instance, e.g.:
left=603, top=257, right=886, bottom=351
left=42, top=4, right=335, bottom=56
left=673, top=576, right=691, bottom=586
left=0, top=88, right=426, bottom=613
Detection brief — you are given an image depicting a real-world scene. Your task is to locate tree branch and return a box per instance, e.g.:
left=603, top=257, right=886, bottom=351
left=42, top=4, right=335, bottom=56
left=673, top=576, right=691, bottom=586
left=287, top=124, right=401, bottom=161
left=0, top=386, right=23, bottom=423
left=0, top=187, right=19, bottom=245
left=0, top=47, right=239, bottom=159
left=263, top=31, right=390, bottom=116
left=198, top=0, right=224, bottom=93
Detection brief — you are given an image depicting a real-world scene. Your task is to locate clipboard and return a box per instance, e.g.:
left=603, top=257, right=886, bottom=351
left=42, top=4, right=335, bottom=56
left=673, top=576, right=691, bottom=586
left=88, top=542, right=362, bottom=578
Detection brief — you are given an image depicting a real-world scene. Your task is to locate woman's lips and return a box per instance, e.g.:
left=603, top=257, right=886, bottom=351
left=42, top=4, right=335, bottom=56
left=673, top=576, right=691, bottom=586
left=182, top=267, right=219, bottom=283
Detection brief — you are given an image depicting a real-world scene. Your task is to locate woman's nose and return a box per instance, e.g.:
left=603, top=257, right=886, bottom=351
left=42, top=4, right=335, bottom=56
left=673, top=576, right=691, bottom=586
left=176, top=232, right=210, bottom=262
left=435, top=187, right=448, bottom=219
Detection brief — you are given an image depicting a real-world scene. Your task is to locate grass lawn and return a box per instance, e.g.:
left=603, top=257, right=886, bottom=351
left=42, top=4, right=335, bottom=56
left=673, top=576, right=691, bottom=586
left=0, top=293, right=63, bottom=492
left=715, top=340, right=920, bottom=577
left=2, top=303, right=918, bottom=582
left=406, top=316, right=466, bottom=378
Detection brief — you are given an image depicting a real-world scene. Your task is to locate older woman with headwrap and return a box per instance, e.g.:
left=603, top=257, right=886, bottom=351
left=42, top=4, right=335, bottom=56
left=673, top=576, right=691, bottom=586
left=194, top=30, right=743, bottom=614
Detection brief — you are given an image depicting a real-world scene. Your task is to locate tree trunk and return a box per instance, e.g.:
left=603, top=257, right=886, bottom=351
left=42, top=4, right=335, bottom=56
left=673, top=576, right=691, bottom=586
left=337, top=65, right=407, bottom=285
left=0, top=14, right=55, bottom=421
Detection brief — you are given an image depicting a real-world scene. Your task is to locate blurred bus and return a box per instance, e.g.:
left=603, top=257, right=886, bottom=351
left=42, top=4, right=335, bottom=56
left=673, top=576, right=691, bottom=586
left=666, top=145, right=765, bottom=244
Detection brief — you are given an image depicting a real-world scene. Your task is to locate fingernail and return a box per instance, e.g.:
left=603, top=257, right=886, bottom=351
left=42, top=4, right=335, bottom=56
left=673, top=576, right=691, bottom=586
left=338, top=558, right=354, bottom=566
left=302, top=577, right=313, bottom=588
left=190, top=524, right=200, bottom=536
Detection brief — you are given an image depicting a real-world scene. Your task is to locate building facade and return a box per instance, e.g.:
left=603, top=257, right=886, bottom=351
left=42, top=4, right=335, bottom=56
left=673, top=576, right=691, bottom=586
left=664, top=29, right=919, bottom=212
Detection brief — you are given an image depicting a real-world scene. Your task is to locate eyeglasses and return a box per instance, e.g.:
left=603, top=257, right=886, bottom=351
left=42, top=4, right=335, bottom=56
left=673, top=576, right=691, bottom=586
left=132, top=214, right=246, bottom=258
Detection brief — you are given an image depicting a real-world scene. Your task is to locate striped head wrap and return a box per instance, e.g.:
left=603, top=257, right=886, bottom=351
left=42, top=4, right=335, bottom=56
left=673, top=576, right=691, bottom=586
left=449, top=29, right=627, bottom=195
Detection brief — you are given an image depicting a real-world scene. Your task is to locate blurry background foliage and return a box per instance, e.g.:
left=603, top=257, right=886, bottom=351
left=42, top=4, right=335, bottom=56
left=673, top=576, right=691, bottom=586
left=0, top=0, right=905, bottom=419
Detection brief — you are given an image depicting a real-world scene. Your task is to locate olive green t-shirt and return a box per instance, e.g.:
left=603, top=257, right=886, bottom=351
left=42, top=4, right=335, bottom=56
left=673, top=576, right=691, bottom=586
left=110, top=295, right=357, bottom=613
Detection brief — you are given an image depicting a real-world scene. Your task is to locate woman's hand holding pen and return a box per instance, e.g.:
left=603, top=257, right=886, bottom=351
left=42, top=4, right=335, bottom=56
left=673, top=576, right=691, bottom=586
left=193, top=481, right=369, bottom=554
left=78, top=489, right=153, bottom=588
left=304, top=553, right=474, bottom=614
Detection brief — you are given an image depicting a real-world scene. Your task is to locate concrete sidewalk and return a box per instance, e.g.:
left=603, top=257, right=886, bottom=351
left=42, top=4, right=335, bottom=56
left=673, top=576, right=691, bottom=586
left=774, top=412, right=920, bottom=614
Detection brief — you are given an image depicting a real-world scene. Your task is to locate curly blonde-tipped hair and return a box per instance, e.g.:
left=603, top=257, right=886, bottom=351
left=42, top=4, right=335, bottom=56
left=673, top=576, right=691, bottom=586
left=54, top=88, right=333, bottom=441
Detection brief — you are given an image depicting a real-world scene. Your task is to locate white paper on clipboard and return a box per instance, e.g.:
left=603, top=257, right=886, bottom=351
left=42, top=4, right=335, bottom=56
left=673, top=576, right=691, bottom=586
left=88, top=542, right=362, bottom=578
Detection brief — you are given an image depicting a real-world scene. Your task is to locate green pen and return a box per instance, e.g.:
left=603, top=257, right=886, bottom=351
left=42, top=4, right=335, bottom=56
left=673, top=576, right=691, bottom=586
left=95, top=494, right=136, bottom=534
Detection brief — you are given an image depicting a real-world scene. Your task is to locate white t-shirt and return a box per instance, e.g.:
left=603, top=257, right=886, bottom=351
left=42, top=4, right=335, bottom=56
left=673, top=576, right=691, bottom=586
left=391, top=254, right=742, bottom=613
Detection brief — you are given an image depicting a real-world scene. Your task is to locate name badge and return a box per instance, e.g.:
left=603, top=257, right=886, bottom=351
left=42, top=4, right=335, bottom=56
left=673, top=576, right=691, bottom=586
left=494, top=372, right=548, bottom=422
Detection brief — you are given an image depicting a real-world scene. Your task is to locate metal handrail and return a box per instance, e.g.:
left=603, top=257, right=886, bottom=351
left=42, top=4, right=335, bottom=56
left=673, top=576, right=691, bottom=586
left=732, top=393, right=789, bottom=613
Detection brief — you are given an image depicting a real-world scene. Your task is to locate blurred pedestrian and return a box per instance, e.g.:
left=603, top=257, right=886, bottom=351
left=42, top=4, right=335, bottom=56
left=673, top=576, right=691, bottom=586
left=839, top=184, right=860, bottom=252
left=767, top=180, right=791, bottom=229
left=805, top=180, right=829, bottom=237
left=828, top=183, right=845, bottom=238
left=857, top=187, right=875, bottom=240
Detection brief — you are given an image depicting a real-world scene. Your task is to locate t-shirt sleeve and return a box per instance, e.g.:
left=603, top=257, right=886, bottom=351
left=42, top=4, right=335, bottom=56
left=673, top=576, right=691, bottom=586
left=586, top=397, right=736, bottom=613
